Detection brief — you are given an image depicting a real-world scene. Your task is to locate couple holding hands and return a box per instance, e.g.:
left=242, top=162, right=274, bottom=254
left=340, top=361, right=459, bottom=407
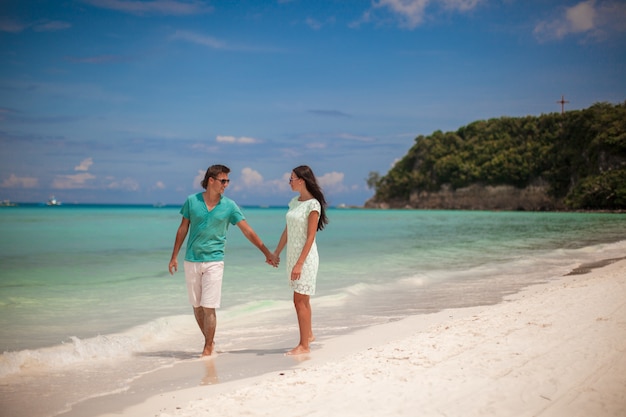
left=168, top=164, right=328, bottom=357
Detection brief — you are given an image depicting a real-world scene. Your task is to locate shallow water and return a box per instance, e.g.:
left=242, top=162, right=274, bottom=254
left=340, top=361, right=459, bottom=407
left=1, top=205, right=625, bottom=417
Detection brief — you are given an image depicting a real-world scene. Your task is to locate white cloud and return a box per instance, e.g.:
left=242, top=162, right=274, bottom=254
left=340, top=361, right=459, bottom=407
left=337, top=133, right=375, bottom=142
left=274, top=172, right=293, bottom=192
left=534, top=1, right=596, bottom=41
left=305, top=17, right=323, bottom=30
left=172, top=30, right=284, bottom=53
left=194, top=169, right=205, bottom=189
left=318, top=171, right=347, bottom=193
left=216, top=135, right=236, bottom=143
left=362, top=0, right=484, bottom=29
left=155, top=181, right=166, bottom=189
left=240, top=167, right=264, bottom=187
left=239, top=136, right=260, bottom=144
left=172, top=30, right=227, bottom=49
left=533, top=0, right=625, bottom=42
left=230, top=167, right=270, bottom=193
left=1, top=174, right=39, bottom=188
left=441, top=0, right=483, bottom=12
left=567, top=1, right=596, bottom=32
left=216, top=135, right=261, bottom=144
left=106, top=177, right=139, bottom=191
left=191, top=143, right=219, bottom=153
left=254, top=172, right=292, bottom=193
left=75, top=157, right=93, bottom=171
left=349, top=10, right=371, bottom=29
left=52, top=173, right=96, bottom=189
left=373, top=0, right=430, bottom=28
left=305, top=16, right=336, bottom=30
left=230, top=169, right=291, bottom=193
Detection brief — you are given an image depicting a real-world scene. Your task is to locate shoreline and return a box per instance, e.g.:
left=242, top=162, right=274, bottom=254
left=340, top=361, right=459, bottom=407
left=86, top=256, right=626, bottom=417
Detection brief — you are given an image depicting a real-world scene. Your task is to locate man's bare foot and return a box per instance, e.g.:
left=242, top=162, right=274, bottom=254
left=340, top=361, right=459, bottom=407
left=286, top=345, right=310, bottom=356
left=201, top=341, right=215, bottom=357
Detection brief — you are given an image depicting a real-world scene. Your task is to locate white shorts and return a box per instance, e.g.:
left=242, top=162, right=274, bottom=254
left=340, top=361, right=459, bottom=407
left=184, top=261, right=224, bottom=308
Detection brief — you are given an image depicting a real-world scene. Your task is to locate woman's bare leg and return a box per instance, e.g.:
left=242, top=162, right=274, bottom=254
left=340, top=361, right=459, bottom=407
left=287, top=292, right=313, bottom=355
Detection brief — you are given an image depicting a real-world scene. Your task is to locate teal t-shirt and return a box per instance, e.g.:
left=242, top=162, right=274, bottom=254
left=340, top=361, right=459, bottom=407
left=180, top=193, right=245, bottom=262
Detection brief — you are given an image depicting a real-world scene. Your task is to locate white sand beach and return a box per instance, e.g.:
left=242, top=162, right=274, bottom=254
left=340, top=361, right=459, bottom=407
left=91, top=258, right=626, bottom=417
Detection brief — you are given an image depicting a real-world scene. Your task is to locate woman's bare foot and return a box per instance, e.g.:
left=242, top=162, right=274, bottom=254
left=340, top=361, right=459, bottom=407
left=286, top=345, right=310, bottom=356
left=309, top=334, right=315, bottom=343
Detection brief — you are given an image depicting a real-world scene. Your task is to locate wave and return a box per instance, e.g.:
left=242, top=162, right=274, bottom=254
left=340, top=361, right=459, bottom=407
left=0, top=298, right=295, bottom=380
left=0, top=314, right=192, bottom=379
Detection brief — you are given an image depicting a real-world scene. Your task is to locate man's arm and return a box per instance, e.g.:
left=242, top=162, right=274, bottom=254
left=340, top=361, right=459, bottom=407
left=169, top=217, right=190, bottom=275
left=237, top=219, right=278, bottom=267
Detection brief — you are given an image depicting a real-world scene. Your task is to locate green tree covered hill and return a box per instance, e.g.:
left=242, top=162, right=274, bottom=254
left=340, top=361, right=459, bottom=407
left=366, top=101, right=626, bottom=210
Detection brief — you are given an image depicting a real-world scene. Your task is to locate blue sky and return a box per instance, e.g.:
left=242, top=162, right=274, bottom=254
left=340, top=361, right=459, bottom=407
left=1, top=0, right=625, bottom=206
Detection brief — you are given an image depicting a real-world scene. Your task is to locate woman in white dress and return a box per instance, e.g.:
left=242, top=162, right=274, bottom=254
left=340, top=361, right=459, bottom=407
left=273, top=165, right=329, bottom=355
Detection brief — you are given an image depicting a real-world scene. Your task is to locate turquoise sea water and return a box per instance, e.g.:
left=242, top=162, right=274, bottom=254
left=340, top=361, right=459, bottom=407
left=1, top=205, right=626, bottom=416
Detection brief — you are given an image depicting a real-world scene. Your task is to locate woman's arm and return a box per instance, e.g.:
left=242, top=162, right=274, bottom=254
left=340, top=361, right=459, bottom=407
left=274, top=226, right=288, bottom=258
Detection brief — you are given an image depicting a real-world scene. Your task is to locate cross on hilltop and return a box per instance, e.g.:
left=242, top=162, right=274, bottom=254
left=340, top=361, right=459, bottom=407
left=557, top=95, right=569, bottom=114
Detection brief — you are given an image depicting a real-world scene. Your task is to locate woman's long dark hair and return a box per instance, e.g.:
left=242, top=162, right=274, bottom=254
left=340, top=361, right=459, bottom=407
left=293, top=165, right=329, bottom=231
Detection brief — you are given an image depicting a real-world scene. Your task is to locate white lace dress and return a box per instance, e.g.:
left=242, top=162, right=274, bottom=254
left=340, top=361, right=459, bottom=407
left=285, top=197, right=321, bottom=295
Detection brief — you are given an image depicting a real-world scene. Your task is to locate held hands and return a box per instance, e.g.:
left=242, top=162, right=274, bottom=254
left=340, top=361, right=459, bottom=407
left=266, top=253, right=280, bottom=268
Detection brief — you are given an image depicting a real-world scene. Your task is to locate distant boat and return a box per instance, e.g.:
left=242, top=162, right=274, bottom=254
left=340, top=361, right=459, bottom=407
left=153, top=202, right=166, bottom=208
left=46, top=196, right=61, bottom=206
left=0, top=199, right=17, bottom=207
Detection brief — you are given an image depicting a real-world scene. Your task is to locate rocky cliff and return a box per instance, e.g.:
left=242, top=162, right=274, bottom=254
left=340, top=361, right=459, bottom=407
left=365, top=182, right=560, bottom=211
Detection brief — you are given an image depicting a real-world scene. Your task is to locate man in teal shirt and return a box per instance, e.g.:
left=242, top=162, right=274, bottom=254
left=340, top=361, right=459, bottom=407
left=169, top=164, right=277, bottom=356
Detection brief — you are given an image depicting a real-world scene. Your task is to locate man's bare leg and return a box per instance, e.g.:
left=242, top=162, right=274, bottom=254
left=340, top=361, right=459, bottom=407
left=287, top=292, right=313, bottom=355
left=193, top=306, right=216, bottom=356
